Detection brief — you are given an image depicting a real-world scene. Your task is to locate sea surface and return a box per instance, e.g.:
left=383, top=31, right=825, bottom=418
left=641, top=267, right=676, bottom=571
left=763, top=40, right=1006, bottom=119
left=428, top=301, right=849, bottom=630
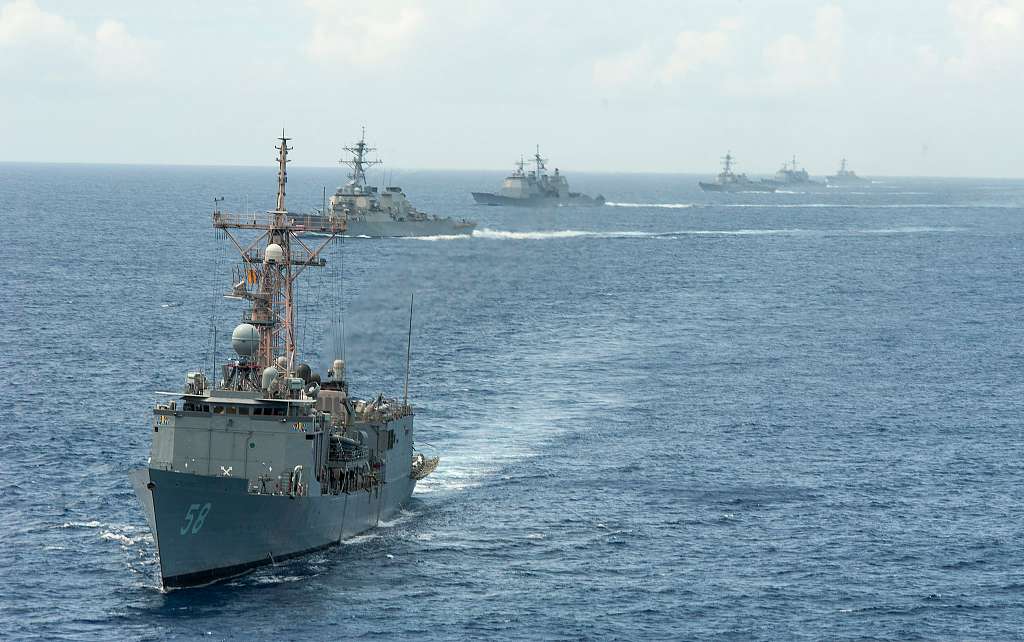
left=3, top=163, right=1024, bottom=640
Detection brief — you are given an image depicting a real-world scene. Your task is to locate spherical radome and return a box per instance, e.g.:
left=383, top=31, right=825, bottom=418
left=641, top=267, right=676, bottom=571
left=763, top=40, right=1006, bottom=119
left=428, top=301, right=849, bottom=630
left=231, top=323, right=259, bottom=356
left=265, top=243, right=284, bottom=263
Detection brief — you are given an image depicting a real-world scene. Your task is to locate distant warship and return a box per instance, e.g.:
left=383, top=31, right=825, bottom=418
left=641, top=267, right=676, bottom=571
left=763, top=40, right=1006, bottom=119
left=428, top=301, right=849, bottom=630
left=767, top=155, right=823, bottom=188
left=323, top=129, right=475, bottom=237
left=130, top=133, right=438, bottom=589
left=826, top=158, right=866, bottom=185
left=698, top=152, right=777, bottom=193
left=472, top=146, right=604, bottom=206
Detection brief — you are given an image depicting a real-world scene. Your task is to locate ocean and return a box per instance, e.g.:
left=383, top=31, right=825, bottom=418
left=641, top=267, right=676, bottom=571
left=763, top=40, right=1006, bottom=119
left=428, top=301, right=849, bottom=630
left=3, top=163, right=1024, bottom=639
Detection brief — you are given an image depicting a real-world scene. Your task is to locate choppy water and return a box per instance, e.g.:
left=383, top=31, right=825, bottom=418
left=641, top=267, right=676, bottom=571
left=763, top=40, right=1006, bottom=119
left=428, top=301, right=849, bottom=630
left=3, top=164, right=1024, bottom=640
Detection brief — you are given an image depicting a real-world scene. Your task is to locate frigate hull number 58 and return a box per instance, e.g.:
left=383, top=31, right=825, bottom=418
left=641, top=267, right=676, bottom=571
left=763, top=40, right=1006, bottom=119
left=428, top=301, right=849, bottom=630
left=180, top=503, right=212, bottom=535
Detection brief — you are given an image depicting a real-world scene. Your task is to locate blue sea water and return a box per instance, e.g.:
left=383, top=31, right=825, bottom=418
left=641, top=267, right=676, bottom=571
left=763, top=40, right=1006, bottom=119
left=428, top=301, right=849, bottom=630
left=3, top=163, right=1024, bottom=640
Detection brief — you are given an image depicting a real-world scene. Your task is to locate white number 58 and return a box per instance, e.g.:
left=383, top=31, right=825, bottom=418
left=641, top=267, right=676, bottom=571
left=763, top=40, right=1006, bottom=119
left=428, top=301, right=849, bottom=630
left=180, top=502, right=212, bottom=535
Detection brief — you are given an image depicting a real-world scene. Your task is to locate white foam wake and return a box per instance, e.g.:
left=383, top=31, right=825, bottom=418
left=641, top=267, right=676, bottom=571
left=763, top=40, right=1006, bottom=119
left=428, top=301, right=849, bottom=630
left=409, top=226, right=966, bottom=242
left=605, top=201, right=696, bottom=208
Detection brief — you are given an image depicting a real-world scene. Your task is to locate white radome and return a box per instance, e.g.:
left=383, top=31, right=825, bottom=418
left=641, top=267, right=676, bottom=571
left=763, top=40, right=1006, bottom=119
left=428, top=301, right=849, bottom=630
left=231, top=323, right=259, bottom=356
left=265, top=243, right=284, bottom=263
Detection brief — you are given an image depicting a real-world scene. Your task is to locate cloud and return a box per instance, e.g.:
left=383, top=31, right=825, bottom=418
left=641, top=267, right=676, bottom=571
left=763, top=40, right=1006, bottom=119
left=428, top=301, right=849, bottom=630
left=93, top=20, right=156, bottom=79
left=760, top=5, right=844, bottom=92
left=945, top=0, right=1024, bottom=74
left=304, top=0, right=425, bottom=68
left=0, top=0, right=155, bottom=82
left=592, top=19, right=740, bottom=90
left=0, top=0, right=81, bottom=46
left=592, top=45, right=654, bottom=89
left=658, top=18, right=741, bottom=83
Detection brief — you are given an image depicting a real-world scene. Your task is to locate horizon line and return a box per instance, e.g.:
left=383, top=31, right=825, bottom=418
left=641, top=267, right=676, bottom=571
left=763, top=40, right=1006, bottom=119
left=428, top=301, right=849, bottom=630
left=0, top=159, right=1021, bottom=181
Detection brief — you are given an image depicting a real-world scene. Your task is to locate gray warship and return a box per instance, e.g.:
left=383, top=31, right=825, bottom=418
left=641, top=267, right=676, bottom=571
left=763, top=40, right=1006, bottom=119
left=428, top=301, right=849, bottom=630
left=767, top=155, right=823, bottom=189
left=826, top=158, right=866, bottom=185
left=325, top=129, right=475, bottom=237
left=130, top=133, right=438, bottom=589
left=471, top=146, right=604, bottom=206
left=698, top=152, right=777, bottom=193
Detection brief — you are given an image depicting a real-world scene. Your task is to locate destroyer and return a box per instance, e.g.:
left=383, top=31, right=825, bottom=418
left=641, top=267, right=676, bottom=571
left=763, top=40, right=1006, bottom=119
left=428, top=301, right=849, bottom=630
left=826, top=158, right=866, bottom=185
left=324, top=129, right=475, bottom=237
left=130, top=133, right=438, bottom=588
left=698, top=152, right=776, bottom=193
left=471, top=146, right=604, bottom=206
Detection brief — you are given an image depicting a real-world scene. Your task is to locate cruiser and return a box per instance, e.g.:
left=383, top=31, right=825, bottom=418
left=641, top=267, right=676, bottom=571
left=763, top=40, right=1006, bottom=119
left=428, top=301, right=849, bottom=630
left=767, top=155, right=823, bottom=189
left=130, top=133, right=438, bottom=589
left=472, top=146, right=604, bottom=206
left=826, top=158, right=866, bottom=185
left=698, top=152, right=776, bottom=193
left=325, top=129, right=475, bottom=237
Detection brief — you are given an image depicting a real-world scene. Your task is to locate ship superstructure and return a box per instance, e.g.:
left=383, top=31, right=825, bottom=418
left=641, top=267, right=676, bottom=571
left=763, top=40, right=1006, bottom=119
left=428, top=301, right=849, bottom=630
left=130, top=133, right=438, bottom=589
left=323, top=128, right=475, bottom=237
left=826, top=158, right=866, bottom=185
left=471, top=145, right=604, bottom=206
left=698, top=152, right=776, bottom=193
left=768, top=154, right=822, bottom=188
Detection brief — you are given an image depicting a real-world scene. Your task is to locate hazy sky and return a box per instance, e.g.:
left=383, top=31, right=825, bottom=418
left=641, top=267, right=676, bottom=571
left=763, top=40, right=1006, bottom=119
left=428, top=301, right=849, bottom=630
left=1, top=0, right=1021, bottom=176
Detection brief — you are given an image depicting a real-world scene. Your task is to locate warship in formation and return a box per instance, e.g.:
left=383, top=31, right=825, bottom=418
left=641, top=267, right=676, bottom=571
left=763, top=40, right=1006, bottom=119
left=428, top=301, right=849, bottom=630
left=471, top=146, right=605, bottom=206
left=698, top=152, right=777, bottom=193
left=130, top=133, right=438, bottom=589
left=320, top=129, right=475, bottom=237
left=826, top=158, right=867, bottom=185
left=767, top=155, right=823, bottom=189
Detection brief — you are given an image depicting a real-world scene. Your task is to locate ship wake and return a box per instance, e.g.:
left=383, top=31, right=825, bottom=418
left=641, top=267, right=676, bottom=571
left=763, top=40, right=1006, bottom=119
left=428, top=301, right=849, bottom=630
left=408, top=226, right=967, bottom=242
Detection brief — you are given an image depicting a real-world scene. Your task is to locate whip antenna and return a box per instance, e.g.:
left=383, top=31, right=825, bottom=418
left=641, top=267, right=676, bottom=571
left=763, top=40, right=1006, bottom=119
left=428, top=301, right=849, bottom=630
left=403, top=293, right=414, bottom=406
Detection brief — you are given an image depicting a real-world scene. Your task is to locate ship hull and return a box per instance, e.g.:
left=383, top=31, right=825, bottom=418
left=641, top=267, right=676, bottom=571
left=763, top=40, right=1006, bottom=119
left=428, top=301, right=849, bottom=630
left=471, top=192, right=605, bottom=207
left=764, top=180, right=826, bottom=191
left=825, top=176, right=867, bottom=185
left=698, top=181, right=776, bottom=193
left=344, top=219, right=475, bottom=238
left=130, top=466, right=415, bottom=588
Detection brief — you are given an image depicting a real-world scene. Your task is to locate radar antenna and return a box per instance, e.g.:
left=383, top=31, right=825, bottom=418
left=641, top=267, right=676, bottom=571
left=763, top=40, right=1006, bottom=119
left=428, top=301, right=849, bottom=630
left=341, top=126, right=382, bottom=189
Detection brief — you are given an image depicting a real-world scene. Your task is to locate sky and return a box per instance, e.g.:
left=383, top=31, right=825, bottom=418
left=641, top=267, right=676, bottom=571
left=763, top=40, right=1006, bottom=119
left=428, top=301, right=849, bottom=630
left=0, top=0, right=1021, bottom=177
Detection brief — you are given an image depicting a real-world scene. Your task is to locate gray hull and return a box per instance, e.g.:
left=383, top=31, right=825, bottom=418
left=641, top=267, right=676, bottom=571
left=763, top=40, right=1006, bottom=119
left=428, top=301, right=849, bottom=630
left=345, top=219, right=475, bottom=238
left=698, top=181, right=776, bottom=193
left=130, top=466, right=415, bottom=588
left=471, top=192, right=605, bottom=207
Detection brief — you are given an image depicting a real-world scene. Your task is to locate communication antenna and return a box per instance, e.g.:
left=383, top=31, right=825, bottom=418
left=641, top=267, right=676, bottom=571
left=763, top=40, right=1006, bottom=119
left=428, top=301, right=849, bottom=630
left=403, top=293, right=414, bottom=406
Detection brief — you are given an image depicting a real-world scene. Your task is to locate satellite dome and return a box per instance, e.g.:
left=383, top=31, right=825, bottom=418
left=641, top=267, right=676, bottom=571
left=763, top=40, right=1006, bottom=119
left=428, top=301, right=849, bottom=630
left=265, top=243, right=284, bottom=263
left=231, top=323, right=259, bottom=356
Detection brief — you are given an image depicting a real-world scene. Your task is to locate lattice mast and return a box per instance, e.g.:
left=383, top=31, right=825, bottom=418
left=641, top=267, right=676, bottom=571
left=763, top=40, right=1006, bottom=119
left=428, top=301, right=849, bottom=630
left=532, top=144, right=548, bottom=177
left=341, top=126, right=382, bottom=188
left=213, top=132, right=345, bottom=382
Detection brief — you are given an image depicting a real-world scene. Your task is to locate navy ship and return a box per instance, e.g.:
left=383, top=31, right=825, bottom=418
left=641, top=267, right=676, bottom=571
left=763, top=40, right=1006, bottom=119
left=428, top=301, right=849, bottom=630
left=130, top=133, right=438, bottom=589
left=698, top=152, right=777, bottom=193
left=826, top=158, right=866, bottom=185
left=767, top=155, right=823, bottom=189
left=323, top=129, right=475, bottom=237
left=472, top=146, right=604, bottom=206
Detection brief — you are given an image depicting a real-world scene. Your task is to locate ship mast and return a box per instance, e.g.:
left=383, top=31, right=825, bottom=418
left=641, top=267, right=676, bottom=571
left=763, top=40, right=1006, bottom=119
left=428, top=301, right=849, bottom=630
left=721, top=151, right=734, bottom=175
left=513, top=155, right=526, bottom=176
left=533, top=144, right=548, bottom=177
left=213, top=132, right=346, bottom=383
left=341, top=126, right=382, bottom=189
